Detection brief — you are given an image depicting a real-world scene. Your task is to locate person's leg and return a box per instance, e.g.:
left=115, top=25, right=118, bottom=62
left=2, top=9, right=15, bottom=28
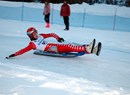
left=63, top=16, right=66, bottom=29
left=44, top=39, right=101, bottom=56
left=44, top=15, right=47, bottom=22
left=46, top=13, right=50, bottom=23
left=64, top=16, right=69, bottom=30
left=45, top=13, right=50, bottom=28
left=65, top=16, right=69, bottom=30
left=44, top=43, right=90, bottom=54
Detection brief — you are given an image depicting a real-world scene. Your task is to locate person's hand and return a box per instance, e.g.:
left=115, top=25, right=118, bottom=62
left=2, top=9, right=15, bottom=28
left=6, top=54, right=15, bottom=59
left=58, top=38, right=64, bottom=43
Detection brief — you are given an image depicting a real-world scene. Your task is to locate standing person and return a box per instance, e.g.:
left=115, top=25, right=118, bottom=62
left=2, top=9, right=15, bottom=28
left=43, top=1, right=50, bottom=28
left=60, top=0, right=70, bottom=31
left=6, top=27, right=101, bottom=59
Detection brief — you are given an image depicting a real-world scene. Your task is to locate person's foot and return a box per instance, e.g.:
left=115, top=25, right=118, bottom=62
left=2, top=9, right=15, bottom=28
left=46, top=23, right=50, bottom=28
left=64, top=29, right=69, bottom=31
left=92, top=42, right=102, bottom=56
left=85, top=39, right=96, bottom=53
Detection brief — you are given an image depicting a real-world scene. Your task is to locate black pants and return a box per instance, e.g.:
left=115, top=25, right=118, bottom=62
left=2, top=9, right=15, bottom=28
left=44, top=13, right=50, bottom=23
left=63, top=16, right=69, bottom=30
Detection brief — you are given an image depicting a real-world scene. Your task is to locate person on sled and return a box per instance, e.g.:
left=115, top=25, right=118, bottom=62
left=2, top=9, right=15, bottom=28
left=6, top=27, right=101, bottom=59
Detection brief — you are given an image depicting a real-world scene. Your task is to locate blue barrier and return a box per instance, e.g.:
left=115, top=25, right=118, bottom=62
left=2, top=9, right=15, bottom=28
left=0, top=5, right=130, bottom=32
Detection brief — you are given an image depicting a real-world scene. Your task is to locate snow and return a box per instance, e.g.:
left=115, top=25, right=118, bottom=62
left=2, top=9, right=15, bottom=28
left=0, top=1, right=130, bottom=95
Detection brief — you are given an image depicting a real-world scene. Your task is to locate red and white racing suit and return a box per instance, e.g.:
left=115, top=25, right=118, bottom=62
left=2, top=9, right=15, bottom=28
left=14, top=33, right=89, bottom=57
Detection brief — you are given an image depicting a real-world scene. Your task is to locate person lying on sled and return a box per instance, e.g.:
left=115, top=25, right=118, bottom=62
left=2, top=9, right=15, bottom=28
left=6, top=27, right=100, bottom=59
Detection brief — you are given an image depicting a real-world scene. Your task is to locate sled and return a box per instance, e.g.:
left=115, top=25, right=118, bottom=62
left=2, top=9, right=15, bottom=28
left=33, top=50, right=85, bottom=58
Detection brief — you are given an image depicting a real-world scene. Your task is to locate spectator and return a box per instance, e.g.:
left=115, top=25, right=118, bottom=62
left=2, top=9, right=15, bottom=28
left=60, top=0, right=70, bottom=31
left=43, top=1, right=50, bottom=28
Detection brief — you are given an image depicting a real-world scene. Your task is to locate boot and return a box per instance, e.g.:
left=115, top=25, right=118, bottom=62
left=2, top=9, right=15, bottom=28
left=85, top=39, right=95, bottom=54
left=46, top=22, right=50, bottom=28
left=92, top=42, right=102, bottom=56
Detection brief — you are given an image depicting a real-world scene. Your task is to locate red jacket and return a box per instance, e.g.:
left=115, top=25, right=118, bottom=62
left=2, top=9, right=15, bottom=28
left=60, top=3, right=70, bottom=17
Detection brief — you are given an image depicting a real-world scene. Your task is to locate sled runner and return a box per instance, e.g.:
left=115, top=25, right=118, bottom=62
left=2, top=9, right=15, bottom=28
left=34, top=50, right=86, bottom=58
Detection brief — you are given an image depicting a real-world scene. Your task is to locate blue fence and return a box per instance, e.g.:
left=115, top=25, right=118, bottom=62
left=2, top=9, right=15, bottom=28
left=0, top=4, right=130, bottom=32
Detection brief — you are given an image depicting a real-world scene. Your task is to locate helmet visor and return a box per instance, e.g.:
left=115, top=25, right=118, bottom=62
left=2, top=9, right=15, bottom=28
left=27, top=31, right=33, bottom=36
left=27, top=30, right=37, bottom=36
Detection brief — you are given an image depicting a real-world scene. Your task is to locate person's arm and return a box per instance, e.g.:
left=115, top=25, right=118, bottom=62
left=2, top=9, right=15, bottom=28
left=48, top=4, right=51, bottom=13
left=40, top=33, right=64, bottom=43
left=68, top=5, right=70, bottom=16
left=43, top=5, right=45, bottom=15
left=6, top=42, right=36, bottom=59
left=60, top=5, right=63, bottom=16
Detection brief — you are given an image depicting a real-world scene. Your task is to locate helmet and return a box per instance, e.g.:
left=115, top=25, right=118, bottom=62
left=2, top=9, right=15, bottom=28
left=27, top=27, right=38, bottom=40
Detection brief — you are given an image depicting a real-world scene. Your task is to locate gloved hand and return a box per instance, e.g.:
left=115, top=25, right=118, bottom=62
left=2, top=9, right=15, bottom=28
left=58, top=38, right=64, bottom=43
left=6, top=54, right=15, bottom=59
